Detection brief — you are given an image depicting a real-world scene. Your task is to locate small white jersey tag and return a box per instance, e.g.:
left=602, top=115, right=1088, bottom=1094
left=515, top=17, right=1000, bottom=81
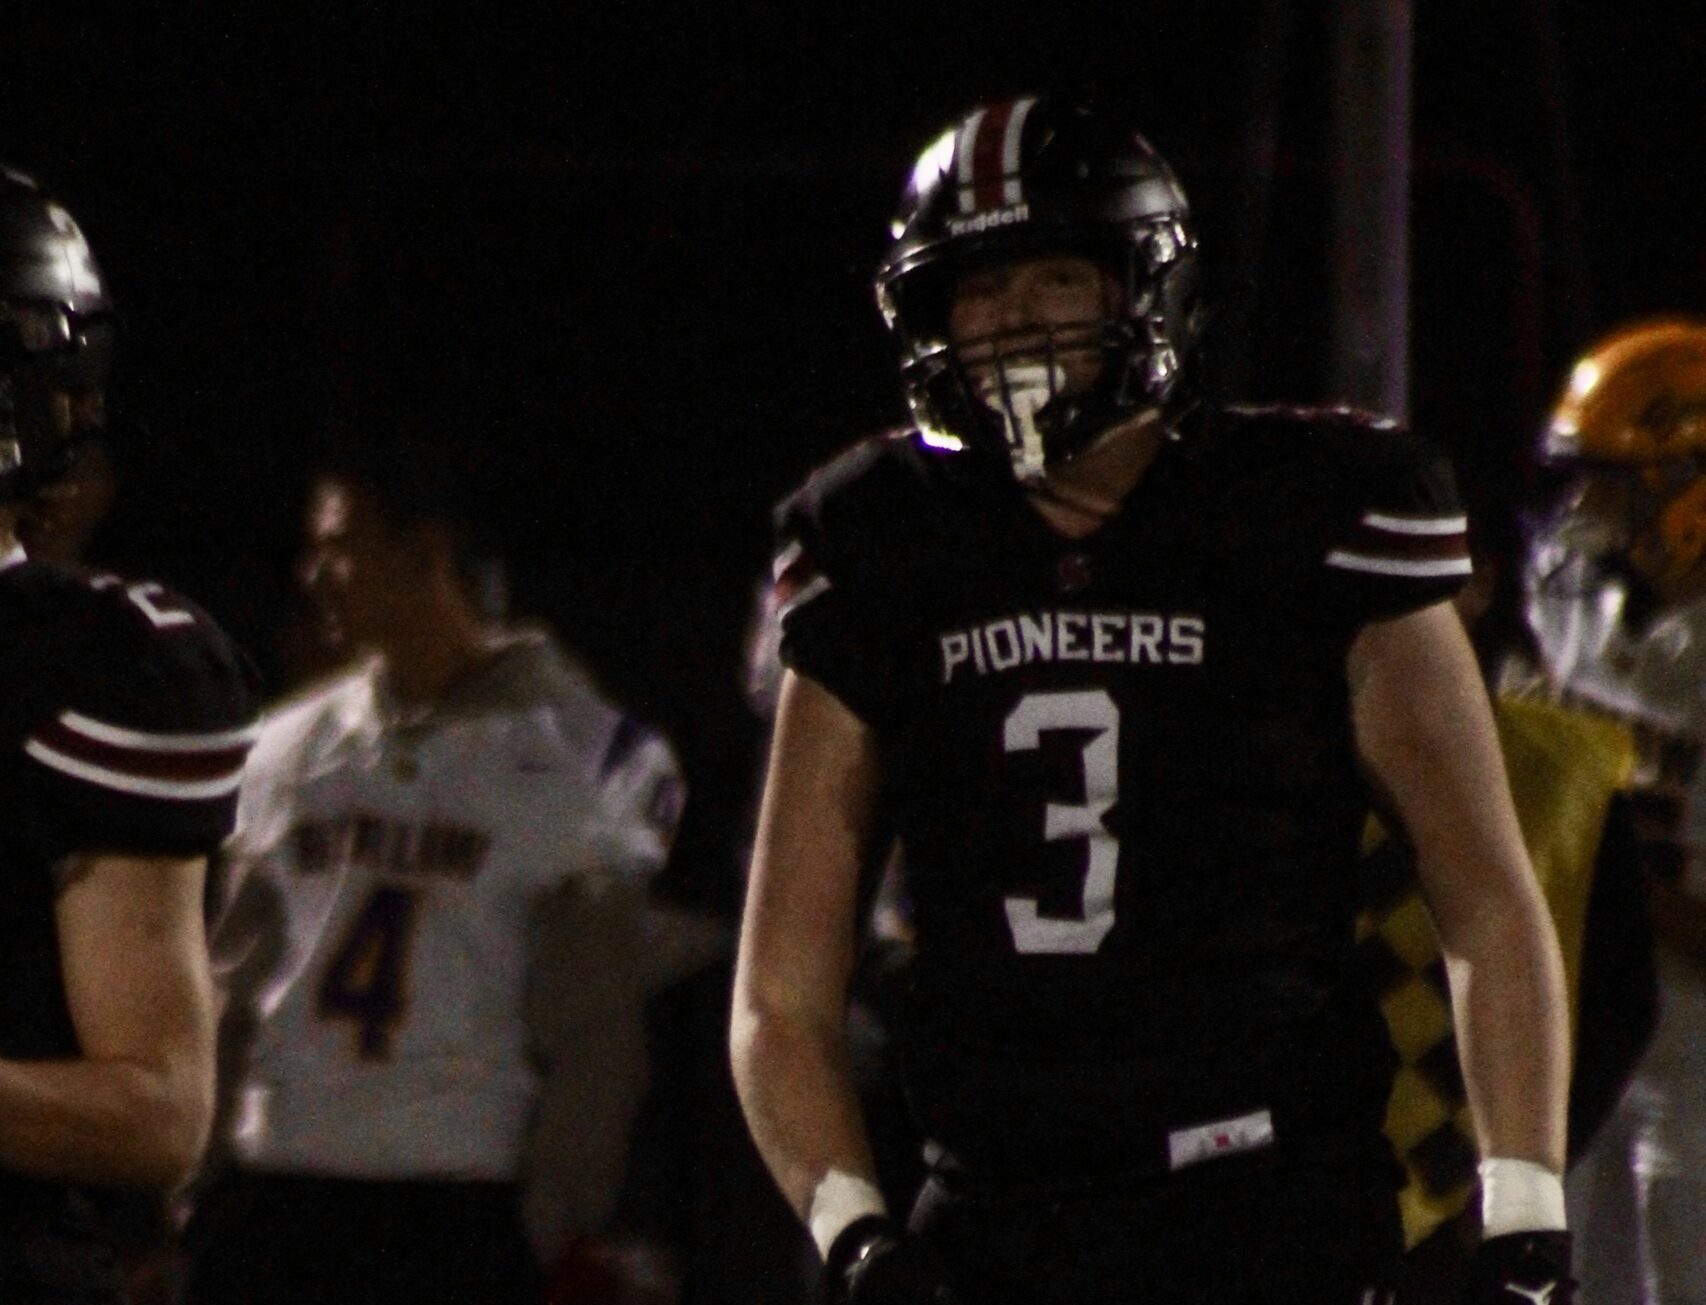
left=1166, top=1109, right=1275, bottom=1171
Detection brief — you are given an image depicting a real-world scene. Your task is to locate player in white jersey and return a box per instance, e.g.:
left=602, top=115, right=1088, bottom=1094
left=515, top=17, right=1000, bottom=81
left=1523, top=318, right=1706, bottom=1305
left=181, top=437, right=683, bottom=1305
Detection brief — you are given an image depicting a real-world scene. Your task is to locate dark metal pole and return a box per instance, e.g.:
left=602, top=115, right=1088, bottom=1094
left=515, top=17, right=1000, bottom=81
left=1210, top=0, right=1294, bottom=406
left=1328, top=0, right=1413, bottom=419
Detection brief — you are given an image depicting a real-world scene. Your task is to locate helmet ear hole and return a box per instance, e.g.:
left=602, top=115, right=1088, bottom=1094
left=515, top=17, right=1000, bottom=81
left=888, top=268, right=955, bottom=353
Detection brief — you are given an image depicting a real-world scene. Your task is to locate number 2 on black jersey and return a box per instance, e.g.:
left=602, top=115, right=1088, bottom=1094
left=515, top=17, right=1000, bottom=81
left=87, top=574, right=196, bottom=628
left=1003, top=690, right=1119, bottom=955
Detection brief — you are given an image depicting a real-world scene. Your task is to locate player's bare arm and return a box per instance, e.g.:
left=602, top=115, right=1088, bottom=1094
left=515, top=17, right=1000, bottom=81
left=1349, top=600, right=1570, bottom=1175
left=0, top=851, right=215, bottom=1188
left=731, top=668, right=885, bottom=1237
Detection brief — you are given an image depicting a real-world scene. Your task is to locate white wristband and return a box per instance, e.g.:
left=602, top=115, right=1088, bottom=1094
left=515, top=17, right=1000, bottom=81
left=807, top=1169, right=888, bottom=1261
left=1479, top=1157, right=1566, bottom=1238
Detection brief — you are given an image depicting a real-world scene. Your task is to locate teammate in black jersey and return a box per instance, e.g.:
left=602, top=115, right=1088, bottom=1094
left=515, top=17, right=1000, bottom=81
left=729, top=97, right=1576, bottom=1305
left=0, top=167, right=257, bottom=1303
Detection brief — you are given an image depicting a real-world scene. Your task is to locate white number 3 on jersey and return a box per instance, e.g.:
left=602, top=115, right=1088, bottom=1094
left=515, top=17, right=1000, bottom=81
left=1002, top=689, right=1120, bottom=955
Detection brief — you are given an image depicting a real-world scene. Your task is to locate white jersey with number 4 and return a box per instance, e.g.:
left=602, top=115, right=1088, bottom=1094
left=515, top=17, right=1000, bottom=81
left=215, top=629, right=681, bottom=1180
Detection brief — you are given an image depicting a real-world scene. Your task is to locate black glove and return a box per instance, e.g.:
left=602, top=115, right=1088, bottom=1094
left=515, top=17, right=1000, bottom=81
left=1467, top=1231, right=1576, bottom=1305
left=825, top=1215, right=964, bottom=1305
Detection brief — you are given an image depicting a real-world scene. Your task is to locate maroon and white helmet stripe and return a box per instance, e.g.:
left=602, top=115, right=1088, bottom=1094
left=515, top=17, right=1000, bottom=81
left=1325, top=511, right=1472, bottom=578
left=956, top=96, right=1037, bottom=214
left=24, top=710, right=258, bottom=800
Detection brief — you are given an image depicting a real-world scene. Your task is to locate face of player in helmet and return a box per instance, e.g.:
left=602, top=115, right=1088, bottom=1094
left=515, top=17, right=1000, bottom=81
left=299, top=476, right=435, bottom=652
left=0, top=356, right=106, bottom=531
left=942, top=250, right=1130, bottom=480
left=2, top=366, right=103, bottom=444
left=947, top=252, right=1120, bottom=400
left=16, top=435, right=115, bottom=562
left=1564, top=466, right=1706, bottom=604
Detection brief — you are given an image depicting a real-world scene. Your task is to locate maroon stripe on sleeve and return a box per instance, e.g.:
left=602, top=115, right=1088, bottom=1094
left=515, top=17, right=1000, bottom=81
left=29, top=717, right=251, bottom=782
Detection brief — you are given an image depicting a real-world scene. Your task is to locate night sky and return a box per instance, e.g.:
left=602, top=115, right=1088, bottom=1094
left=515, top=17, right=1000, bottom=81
left=7, top=1, right=1704, bottom=907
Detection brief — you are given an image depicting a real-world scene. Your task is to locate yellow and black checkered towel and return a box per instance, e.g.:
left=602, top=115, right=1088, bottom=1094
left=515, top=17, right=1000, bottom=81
left=1357, top=695, right=1636, bottom=1247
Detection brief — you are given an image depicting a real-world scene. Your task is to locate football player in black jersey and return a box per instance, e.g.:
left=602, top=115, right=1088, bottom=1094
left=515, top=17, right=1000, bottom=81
left=0, top=167, right=257, bottom=1303
left=730, top=97, right=1576, bottom=1305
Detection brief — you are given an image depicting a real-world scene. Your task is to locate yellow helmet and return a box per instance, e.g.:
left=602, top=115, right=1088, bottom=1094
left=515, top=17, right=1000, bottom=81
left=1543, top=319, right=1706, bottom=598
left=1544, top=317, right=1706, bottom=464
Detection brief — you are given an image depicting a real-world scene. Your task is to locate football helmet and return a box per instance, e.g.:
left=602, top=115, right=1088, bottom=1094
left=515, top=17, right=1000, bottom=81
left=1540, top=318, right=1706, bottom=595
left=876, top=96, right=1199, bottom=481
left=1524, top=318, right=1706, bottom=733
left=0, top=167, right=115, bottom=500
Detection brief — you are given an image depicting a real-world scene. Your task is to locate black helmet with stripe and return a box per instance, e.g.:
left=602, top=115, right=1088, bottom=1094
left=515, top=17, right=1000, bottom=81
left=876, top=96, right=1199, bottom=480
left=0, top=167, right=116, bottom=500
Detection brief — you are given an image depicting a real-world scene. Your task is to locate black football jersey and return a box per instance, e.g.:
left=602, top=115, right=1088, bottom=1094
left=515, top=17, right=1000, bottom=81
left=775, top=406, right=1471, bottom=1179
left=0, top=558, right=257, bottom=1283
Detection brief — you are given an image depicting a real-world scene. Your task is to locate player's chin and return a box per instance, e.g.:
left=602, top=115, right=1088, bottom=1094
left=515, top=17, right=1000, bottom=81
left=16, top=517, right=95, bottom=566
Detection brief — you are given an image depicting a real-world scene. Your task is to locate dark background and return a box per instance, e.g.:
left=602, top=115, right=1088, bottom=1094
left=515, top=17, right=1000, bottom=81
left=6, top=0, right=1704, bottom=910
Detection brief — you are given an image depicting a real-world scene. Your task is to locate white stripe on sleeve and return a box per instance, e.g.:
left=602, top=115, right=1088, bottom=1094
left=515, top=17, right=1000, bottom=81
left=23, top=738, right=246, bottom=800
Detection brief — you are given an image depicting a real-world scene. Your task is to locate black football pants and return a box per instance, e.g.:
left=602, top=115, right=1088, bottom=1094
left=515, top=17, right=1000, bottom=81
left=179, top=1171, right=542, bottom=1305
left=909, top=1143, right=1405, bottom=1305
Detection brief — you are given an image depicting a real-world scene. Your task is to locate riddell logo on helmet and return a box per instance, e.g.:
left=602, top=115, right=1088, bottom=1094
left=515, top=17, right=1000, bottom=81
left=947, top=203, right=1030, bottom=236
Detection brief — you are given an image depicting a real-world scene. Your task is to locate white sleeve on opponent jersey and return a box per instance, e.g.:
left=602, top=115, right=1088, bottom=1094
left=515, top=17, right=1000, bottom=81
left=221, top=663, right=376, bottom=882
left=584, top=711, right=684, bottom=884
left=522, top=651, right=685, bottom=895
